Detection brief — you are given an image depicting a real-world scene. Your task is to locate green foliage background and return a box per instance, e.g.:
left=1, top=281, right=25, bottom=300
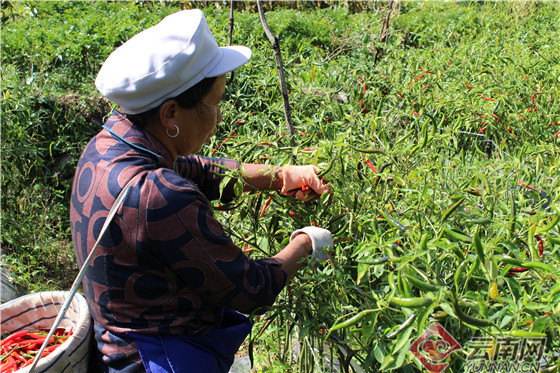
left=1, top=1, right=559, bottom=372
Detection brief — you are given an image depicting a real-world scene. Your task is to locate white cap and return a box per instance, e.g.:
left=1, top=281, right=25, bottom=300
left=95, top=9, right=251, bottom=114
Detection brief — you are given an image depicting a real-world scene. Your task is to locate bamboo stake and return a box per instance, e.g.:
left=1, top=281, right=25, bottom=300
left=256, top=0, right=295, bottom=140
left=374, top=0, right=399, bottom=63
left=227, top=0, right=235, bottom=84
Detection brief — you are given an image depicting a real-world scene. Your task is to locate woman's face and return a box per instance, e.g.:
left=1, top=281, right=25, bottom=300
left=191, top=75, right=226, bottom=153
left=172, top=74, right=226, bottom=155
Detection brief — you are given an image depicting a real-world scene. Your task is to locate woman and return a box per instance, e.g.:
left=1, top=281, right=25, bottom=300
left=70, top=9, right=332, bottom=373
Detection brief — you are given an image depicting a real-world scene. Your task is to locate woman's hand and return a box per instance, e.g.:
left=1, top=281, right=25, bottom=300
left=280, top=165, right=330, bottom=201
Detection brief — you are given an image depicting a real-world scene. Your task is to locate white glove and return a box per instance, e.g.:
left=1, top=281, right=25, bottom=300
left=290, top=226, right=333, bottom=262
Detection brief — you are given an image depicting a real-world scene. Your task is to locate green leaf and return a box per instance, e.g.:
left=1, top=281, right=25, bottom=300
left=374, top=344, right=386, bottom=364
left=499, top=313, right=515, bottom=329
left=357, top=262, right=369, bottom=285
left=379, top=354, right=395, bottom=371
left=439, top=302, right=458, bottom=319
left=393, top=324, right=414, bottom=354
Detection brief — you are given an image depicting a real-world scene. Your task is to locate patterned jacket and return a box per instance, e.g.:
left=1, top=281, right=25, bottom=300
left=70, top=110, right=286, bottom=371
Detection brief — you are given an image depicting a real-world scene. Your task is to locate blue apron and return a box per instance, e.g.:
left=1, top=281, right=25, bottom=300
left=128, top=309, right=252, bottom=373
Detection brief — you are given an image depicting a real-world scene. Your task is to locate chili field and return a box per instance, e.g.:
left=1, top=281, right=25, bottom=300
left=1, top=1, right=559, bottom=372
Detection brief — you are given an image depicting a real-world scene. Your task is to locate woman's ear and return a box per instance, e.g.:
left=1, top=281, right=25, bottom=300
left=158, top=100, right=179, bottom=132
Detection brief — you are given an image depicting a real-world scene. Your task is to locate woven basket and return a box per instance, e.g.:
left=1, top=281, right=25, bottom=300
left=0, top=291, right=92, bottom=372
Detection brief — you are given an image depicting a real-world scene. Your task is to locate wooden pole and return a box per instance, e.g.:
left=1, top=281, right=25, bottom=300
left=227, top=0, right=235, bottom=84
left=257, top=0, right=295, bottom=139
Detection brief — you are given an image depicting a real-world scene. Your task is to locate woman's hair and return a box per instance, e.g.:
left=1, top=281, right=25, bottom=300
left=126, top=76, right=217, bottom=127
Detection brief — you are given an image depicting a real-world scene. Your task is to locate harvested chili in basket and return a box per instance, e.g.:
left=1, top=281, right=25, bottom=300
left=0, top=328, right=72, bottom=372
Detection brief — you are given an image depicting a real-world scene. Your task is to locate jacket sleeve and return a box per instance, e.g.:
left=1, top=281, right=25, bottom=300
left=174, top=155, right=239, bottom=202
left=145, top=169, right=287, bottom=314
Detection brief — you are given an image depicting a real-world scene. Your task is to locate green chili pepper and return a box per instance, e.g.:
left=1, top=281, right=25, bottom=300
left=329, top=309, right=376, bottom=333
left=509, top=330, right=546, bottom=338
left=350, top=146, right=384, bottom=154
left=454, top=259, right=469, bottom=291
left=466, top=257, right=481, bottom=278
left=419, top=233, right=429, bottom=252
left=444, top=228, right=472, bottom=243
left=547, top=284, right=560, bottom=301
left=389, top=296, right=433, bottom=308
left=398, top=271, right=413, bottom=297
left=467, top=217, right=492, bottom=225
left=318, top=153, right=337, bottom=178
left=509, top=191, right=517, bottom=239
left=379, top=209, right=407, bottom=232
left=520, top=261, right=555, bottom=273
left=386, top=312, right=416, bottom=339
left=404, top=274, right=438, bottom=292
left=394, top=129, right=415, bottom=146
left=388, top=272, right=397, bottom=292
left=538, top=213, right=560, bottom=233
left=451, top=294, right=494, bottom=328
left=442, top=197, right=465, bottom=222
left=498, top=256, right=522, bottom=266
left=357, top=256, right=391, bottom=265
left=450, top=244, right=466, bottom=261
left=473, top=227, right=485, bottom=263
left=547, top=232, right=560, bottom=246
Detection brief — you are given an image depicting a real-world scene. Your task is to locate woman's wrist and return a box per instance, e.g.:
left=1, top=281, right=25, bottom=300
left=272, top=166, right=283, bottom=191
left=291, top=232, right=313, bottom=256
left=241, top=164, right=283, bottom=191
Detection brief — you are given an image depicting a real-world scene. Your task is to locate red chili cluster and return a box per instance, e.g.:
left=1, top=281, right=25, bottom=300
left=1, top=328, right=72, bottom=372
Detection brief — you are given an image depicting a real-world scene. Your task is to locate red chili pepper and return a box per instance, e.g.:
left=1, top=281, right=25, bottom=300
left=211, top=136, right=231, bottom=154
left=492, top=113, right=502, bottom=122
left=27, top=332, right=48, bottom=339
left=365, top=159, right=377, bottom=172
left=517, top=180, right=537, bottom=191
left=21, top=351, right=53, bottom=369
left=478, top=125, right=487, bottom=134
left=259, top=196, right=272, bottom=218
left=1, top=361, right=17, bottom=372
left=408, top=74, right=425, bottom=88
left=553, top=130, right=560, bottom=140
left=242, top=243, right=254, bottom=253
left=1, top=330, right=28, bottom=347
left=479, top=94, right=494, bottom=101
left=11, top=350, right=27, bottom=363
left=536, top=236, right=544, bottom=258
left=509, top=267, right=529, bottom=274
